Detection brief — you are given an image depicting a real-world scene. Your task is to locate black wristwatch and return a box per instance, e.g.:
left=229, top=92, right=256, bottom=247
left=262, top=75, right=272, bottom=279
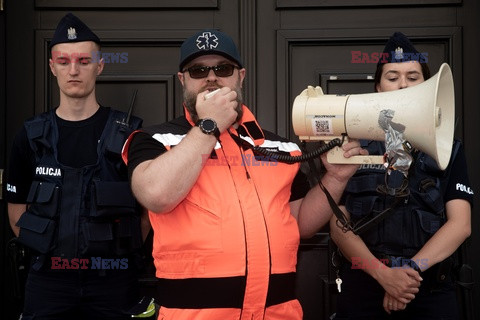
left=196, top=118, right=220, bottom=139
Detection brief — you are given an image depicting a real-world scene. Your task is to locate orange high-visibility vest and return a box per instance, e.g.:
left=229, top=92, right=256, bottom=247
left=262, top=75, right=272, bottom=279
left=123, top=106, right=304, bottom=320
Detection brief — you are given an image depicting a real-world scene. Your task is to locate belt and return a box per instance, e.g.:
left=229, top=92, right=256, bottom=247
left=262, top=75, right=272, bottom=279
left=157, top=272, right=296, bottom=309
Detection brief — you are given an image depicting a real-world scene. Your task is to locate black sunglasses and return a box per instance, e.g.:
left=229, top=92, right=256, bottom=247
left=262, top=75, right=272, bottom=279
left=184, top=64, right=240, bottom=79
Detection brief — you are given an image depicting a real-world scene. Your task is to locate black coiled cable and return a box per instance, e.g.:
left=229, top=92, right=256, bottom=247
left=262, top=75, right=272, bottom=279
left=252, top=138, right=344, bottom=164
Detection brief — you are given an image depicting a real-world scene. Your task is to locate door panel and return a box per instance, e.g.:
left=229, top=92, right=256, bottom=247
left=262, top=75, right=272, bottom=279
left=50, top=75, right=177, bottom=128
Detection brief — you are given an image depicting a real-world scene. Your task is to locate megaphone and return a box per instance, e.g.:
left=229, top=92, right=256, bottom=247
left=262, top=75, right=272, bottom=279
left=292, top=62, right=454, bottom=170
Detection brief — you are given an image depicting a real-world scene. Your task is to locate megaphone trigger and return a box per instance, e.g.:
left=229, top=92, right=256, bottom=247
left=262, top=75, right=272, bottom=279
left=325, top=136, right=386, bottom=165
left=402, top=141, right=413, bottom=153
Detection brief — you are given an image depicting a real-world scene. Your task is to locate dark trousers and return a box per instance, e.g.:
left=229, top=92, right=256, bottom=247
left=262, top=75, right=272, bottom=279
left=22, top=265, right=139, bottom=320
left=334, top=264, right=459, bottom=320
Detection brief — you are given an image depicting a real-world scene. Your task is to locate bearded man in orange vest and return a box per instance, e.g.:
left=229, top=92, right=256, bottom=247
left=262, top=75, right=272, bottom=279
left=123, top=29, right=366, bottom=320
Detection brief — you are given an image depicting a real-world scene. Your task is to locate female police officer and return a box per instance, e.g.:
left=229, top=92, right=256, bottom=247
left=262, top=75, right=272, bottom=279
left=330, top=32, right=473, bottom=319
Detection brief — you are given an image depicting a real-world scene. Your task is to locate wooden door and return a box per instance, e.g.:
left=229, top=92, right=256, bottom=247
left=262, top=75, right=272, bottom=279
left=2, top=0, right=480, bottom=319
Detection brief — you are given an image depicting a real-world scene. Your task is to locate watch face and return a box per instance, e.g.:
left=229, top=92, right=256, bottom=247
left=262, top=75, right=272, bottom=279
left=201, top=119, right=216, bottom=133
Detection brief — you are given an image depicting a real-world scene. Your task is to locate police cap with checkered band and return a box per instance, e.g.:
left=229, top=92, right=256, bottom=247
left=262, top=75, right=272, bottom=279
left=179, top=29, right=243, bottom=71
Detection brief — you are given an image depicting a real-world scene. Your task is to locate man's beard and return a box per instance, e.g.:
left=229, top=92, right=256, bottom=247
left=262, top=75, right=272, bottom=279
left=183, top=85, right=244, bottom=124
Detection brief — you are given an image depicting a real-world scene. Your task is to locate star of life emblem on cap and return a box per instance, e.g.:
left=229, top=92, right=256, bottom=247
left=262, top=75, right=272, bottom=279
left=67, top=27, right=77, bottom=40
left=196, top=32, right=219, bottom=50
left=394, top=47, right=404, bottom=60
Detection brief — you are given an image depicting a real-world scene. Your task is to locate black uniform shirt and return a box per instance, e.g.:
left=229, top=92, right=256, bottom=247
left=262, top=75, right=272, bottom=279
left=442, top=142, right=474, bottom=204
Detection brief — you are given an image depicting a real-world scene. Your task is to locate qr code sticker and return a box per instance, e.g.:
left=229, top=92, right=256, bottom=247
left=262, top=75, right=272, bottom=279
left=311, top=117, right=333, bottom=135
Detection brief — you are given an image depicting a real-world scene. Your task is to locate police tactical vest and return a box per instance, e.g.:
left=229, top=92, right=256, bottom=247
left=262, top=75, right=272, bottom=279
left=16, top=108, right=143, bottom=260
left=343, top=140, right=452, bottom=258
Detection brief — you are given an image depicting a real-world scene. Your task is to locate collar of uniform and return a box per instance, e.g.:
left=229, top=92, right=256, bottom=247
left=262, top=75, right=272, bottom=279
left=237, top=106, right=264, bottom=146
left=183, top=104, right=265, bottom=146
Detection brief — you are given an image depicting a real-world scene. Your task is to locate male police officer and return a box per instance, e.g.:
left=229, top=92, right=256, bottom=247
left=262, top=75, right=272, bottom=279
left=6, top=13, right=148, bottom=319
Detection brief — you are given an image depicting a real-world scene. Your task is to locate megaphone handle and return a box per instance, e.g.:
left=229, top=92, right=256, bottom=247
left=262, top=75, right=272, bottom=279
left=326, top=145, right=385, bottom=165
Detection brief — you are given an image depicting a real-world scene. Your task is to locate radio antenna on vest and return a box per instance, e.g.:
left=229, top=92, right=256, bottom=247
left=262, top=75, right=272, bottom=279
left=125, top=89, right=138, bottom=126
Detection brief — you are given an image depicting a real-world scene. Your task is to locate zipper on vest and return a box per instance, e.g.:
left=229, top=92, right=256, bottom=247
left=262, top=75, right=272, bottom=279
left=240, top=148, right=251, bottom=180
left=226, top=128, right=252, bottom=180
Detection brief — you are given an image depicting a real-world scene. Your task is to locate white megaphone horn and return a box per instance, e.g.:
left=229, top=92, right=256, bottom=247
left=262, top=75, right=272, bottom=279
left=292, top=62, right=455, bottom=170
